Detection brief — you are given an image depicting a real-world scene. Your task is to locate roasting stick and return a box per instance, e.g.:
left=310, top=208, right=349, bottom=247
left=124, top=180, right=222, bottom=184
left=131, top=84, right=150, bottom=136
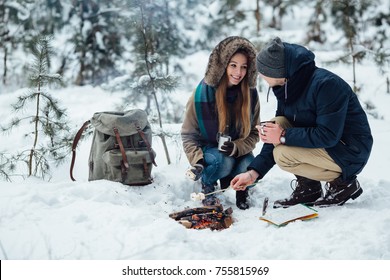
left=204, top=186, right=231, bottom=196
left=205, top=182, right=259, bottom=196
left=190, top=182, right=260, bottom=201
left=190, top=188, right=231, bottom=201
left=205, top=181, right=260, bottom=196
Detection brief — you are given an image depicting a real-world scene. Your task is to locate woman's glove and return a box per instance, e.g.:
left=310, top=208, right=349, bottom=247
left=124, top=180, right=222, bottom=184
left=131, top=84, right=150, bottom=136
left=185, top=159, right=204, bottom=181
left=220, top=141, right=235, bottom=156
left=190, top=163, right=204, bottom=181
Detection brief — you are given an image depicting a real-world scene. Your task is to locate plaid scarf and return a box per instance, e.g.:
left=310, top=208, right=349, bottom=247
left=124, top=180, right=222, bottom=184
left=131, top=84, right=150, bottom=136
left=194, top=79, right=219, bottom=144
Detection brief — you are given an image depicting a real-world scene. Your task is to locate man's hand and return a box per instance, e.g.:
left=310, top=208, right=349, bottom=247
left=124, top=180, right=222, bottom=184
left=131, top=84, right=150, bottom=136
left=185, top=163, right=204, bottom=181
left=257, top=122, right=284, bottom=144
left=231, top=170, right=258, bottom=190
left=220, top=141, right=235, bottom=156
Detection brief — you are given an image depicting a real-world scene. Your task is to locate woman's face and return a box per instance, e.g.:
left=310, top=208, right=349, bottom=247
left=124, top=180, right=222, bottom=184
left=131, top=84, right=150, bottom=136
left=226, top=53, right=248, bottom=87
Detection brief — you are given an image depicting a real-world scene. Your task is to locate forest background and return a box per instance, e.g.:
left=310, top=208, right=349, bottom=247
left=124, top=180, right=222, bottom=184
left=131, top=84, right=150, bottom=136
left=0, top=0, right=389, bottom=177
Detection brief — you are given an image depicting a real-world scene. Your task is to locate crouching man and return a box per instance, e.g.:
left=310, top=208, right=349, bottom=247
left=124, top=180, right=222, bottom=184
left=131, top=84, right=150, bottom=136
left=231, top=37, right=373, bottom=208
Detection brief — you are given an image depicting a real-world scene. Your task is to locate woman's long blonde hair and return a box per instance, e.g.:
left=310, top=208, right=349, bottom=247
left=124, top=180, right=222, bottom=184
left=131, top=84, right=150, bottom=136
left=215, top=50, right=251, bottom=138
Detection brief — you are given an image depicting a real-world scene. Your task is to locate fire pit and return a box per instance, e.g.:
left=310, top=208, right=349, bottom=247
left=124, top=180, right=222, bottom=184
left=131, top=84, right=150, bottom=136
left=169, top=205, right=233, bottom=230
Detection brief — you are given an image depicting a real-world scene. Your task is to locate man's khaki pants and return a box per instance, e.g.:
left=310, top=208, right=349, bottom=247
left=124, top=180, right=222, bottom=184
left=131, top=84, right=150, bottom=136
left=272, top=116, right=342, bottom=182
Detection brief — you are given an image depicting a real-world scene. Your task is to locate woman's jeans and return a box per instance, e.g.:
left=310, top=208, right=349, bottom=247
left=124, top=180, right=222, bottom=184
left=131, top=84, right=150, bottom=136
left=201, top=146, right=254, bottom=192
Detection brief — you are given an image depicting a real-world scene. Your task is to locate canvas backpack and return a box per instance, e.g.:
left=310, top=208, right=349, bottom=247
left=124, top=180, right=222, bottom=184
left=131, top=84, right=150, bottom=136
left=70, top=109, right=157, bottom=186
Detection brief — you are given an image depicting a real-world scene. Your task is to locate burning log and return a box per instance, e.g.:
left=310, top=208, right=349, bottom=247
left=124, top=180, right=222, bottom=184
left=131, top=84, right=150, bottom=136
left=169, top=205, right=233, bottom=230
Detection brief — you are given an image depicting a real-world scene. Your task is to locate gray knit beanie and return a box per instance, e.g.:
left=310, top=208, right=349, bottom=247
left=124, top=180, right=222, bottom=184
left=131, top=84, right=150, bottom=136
left=256, top=37, right=285, bottom=78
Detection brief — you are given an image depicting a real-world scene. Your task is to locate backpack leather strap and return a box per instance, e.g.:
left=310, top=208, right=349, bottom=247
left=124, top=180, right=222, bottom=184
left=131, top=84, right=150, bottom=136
left=113, top=128, right=129, bottom=182
left=70, top=120, right=91, bottom=181
left=137, top=126, right=157, bottom=166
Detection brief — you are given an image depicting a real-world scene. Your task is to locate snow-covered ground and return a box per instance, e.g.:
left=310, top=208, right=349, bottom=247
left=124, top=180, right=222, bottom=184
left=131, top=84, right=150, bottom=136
left=1, top=37, right=390, bottom=280
left=1, top=58, right=390, bottom=253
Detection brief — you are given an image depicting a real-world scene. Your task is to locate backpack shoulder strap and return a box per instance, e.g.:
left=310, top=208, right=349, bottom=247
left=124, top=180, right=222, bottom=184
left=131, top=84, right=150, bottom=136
left=137, top=127, right=157, bottom=166
left=70, top=120, right=91, bottom=181
left=113, top=127, right=130, bottom=183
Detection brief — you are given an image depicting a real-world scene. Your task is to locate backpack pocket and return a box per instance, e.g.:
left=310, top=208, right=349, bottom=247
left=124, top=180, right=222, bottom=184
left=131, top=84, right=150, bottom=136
left=102, top=149, right=156, bottom=186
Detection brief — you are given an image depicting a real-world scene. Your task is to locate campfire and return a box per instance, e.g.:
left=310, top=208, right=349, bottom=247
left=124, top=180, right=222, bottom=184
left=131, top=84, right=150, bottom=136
left=169, top=205, right=233, bottom=230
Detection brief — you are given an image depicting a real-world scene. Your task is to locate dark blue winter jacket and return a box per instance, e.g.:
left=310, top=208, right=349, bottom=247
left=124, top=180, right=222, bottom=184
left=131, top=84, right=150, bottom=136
left=249, top=42, right=373, bottom=181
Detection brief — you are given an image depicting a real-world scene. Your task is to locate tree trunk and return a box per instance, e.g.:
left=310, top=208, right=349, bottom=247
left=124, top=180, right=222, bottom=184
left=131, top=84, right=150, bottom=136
left=29, top=83, right=41, bottom=176
left=3, top=46, right=7, bottom=85
left=152, top=91, right=171, bottom=165
left=255, top=0, right=261, bottom=34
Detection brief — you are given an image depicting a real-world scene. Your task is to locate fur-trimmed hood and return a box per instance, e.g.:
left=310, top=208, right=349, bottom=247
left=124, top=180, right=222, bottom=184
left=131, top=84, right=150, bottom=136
left=204, top=36, right=258, bottom=88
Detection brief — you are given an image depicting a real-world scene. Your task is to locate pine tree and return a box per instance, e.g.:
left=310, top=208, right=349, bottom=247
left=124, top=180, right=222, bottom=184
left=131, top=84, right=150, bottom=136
left=329, top=0, right=377, bottom=93
left=0, top=0, right=31, bottom=87
left=1, top=35, right=72, bottom=179
left=264, top=0, right=302, bottom=30
left=305, top=0, right=327, bottom=44
left=370, top=8, right=390, bottom=74
left=0, top=153, right=13, bottom=181
left=118, top=0, right=186, bottom=165
left=102, top=0, right=202, bottom=121
left=69, top=0, right=124, bottom=86
left=205, top=0, right=246, bottom=38
left=24, top=0, right=66, bottom=35
left=322, top=0, right=384, bottom=119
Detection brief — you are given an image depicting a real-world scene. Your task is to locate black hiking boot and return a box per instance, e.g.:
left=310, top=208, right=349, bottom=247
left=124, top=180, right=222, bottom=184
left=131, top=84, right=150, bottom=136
left=236, top=189, right=249, bottom=210
left=201, top=182, right=220, bottom=206
left=202, top=195, right=220, bottom=206
left=220, top=176, right=250, bottom=209
left=273, top=175, right=323, bottom=208
left=313, top=177, right=363, bottom=207
left=219, top=176, right=232, bottom=190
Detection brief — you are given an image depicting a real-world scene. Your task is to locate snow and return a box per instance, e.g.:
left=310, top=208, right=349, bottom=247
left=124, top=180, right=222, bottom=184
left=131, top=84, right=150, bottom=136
left=1, top=2, right=390, bottom=278
left=1, top=56, right=390, bottom=264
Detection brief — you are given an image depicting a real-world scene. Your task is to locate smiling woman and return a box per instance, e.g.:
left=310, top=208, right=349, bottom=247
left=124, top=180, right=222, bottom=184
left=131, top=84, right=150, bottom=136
left=226, top=52, right=248, bottom=87
left=181, top=36, right=261, bottom=210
